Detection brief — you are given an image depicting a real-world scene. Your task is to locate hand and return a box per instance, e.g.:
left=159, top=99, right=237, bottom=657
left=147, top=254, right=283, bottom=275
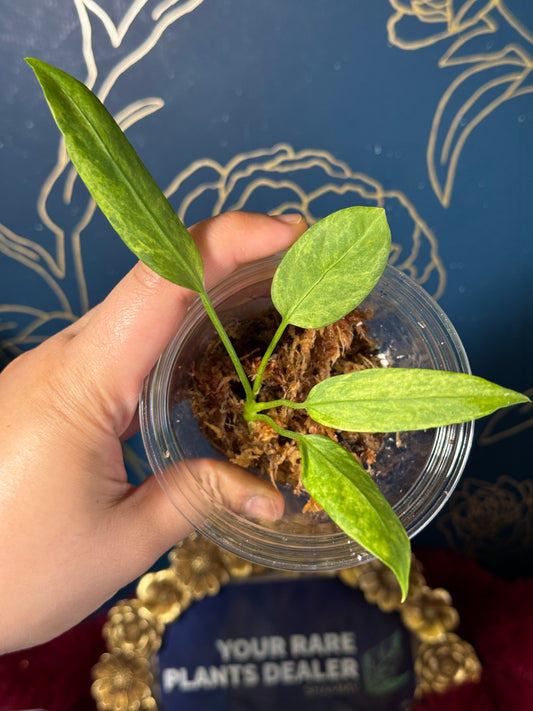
left=0, top=211, right=306, bottom=652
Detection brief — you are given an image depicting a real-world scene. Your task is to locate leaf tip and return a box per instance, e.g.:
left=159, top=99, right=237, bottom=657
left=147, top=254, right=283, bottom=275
left=497, top=387, right=531, bottom=412
left=25, top=57, right=43, bottom=72
left=399, top=581, right=409, bottom=604
left=513, top=391, right=531, bottom=405
left=396, top=545, right=411, bottom=603
left=25, top=57, right=51, bottom=86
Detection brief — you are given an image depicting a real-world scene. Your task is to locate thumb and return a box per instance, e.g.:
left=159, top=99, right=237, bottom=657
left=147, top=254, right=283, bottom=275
left=108, top=458, right=285, bottom=577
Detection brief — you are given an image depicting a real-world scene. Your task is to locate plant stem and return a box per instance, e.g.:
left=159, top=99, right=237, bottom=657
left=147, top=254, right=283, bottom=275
left=246, top=398, right=303, bottom=415
left=248, top=412, right=304, bottom=442
left=199, top=290, right=253, bottom=400
left=252, top=318, right=288, bottom=396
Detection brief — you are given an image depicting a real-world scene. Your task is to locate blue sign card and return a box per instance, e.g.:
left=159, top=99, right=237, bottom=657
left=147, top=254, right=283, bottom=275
left=156, top=575, right=414, bottom=710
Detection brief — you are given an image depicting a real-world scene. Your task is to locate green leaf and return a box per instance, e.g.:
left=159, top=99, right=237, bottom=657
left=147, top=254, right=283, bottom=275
left=303, top=368, right=530, bottom=432
left=299, top=434, right=410, bottom=599
left=26, top=58, right=204, bottom=293
left=271, top=206, right=391, bottom=328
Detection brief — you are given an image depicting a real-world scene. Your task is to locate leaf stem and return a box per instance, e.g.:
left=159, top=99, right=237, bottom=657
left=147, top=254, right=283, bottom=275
left=248, top=413, right=304, bottom=443
left=252, top=318, right=288, bottom=396
left=247, top=398, right=303, bottom=414
left=199, top=290, right=253, bottom=400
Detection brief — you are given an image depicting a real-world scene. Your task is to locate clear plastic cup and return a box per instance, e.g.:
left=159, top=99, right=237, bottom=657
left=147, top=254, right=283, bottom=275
left=140, top=258, right=473, bottom=571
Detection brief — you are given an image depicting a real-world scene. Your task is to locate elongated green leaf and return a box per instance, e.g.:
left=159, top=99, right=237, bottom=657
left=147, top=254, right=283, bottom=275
left=271, top=206, right=391, bottom=328
left=299, top=434, right=410, bottom=598
left=303, top=368, right=530, bottom=432
left=27, top=58, right=204, bottom=292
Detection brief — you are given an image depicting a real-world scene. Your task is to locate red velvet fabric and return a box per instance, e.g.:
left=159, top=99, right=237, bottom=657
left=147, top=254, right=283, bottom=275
left=0, top=613, right=107, bottom=711
left=0, top=551, right=531, bottom=710
left=412, top=550, right=533, bottom=711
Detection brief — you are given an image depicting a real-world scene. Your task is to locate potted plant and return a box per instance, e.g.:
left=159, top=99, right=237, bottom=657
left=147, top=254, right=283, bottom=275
left=27, top=59, right=529, bottom=599
left=139, top=250, right=475, bottom=580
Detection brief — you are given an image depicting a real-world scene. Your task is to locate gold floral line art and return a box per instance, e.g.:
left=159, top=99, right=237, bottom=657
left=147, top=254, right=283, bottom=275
left=478, top=386, right=533, bottom=445
left=0, top=305, right=77, bottom=352
left=1, top=141, right=445, bottom=359
left=387, top=1, right=533, bottom=207
left=49, top=0, right=206, bottom=312
left=1, top=2, right=445, bottom=370
left=0, top=0, right=204, bottom=330
left=0, top=0, right=207, bottom=361
left=436, top=474, right=533, bottom=561
left=163, top=143, right=446, bottom=298
left=91, top=534, right=481, bottom=710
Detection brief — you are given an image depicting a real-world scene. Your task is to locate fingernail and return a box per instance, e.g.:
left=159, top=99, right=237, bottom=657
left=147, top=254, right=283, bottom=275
left=243, top=495, right=281, bottom=521
left=272, top=213, right=303, bottom=224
